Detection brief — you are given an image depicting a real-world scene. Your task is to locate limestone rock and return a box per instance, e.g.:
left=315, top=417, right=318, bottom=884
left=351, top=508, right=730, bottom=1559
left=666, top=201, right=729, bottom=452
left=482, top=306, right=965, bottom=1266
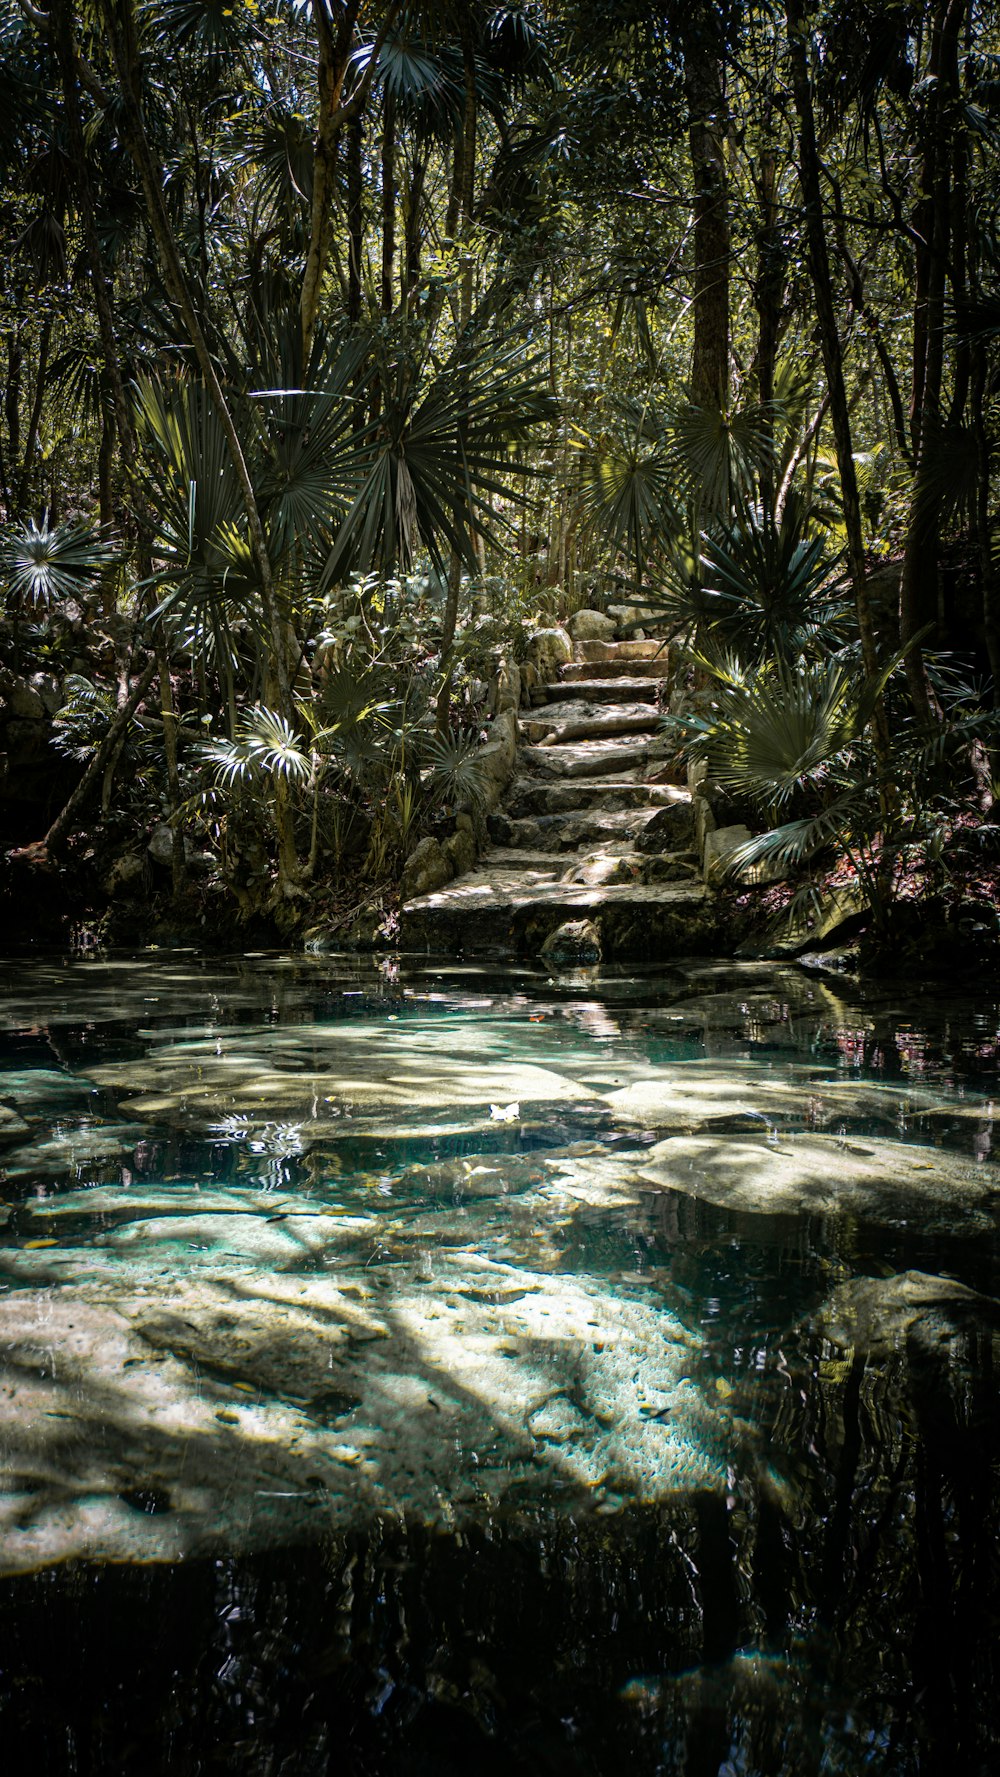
left=636, top=801, right=696, bottom=853
left=148, top=823, right=192, bottom=867
left=29, top=672, right=63, bottom=717
left=401, top=835, right=453, bottom=902
left=702, top=823, right=753, bottom=883
left=489, top=706, right=518, bottom=769
left=540, top=918, right=602, bottom=964
left=636, top=1131, right=1000, bottom=1220
left=812, top=1269, right=1000, bottom=1360
left=567, top=609, right=616, bottom=642
left=105, top=852, right=147, bottom=897
left=3, top=679, right=46, bottom=720
left=494, top=661, right=521, bottom=712
left=608, top=602, right=656, bottom=632
left=525, top=626, right=572, bottom=677
left=0, top=1104, right=29, bottom=1143
left=443, top=825, right=477, bottom=877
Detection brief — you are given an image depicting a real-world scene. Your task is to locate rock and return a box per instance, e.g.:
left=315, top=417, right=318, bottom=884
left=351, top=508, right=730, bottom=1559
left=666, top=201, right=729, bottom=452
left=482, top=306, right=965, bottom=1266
left=470, top=708, right=519, bottom=813
left=608, top=603, right=656, bottom=635
left=0, top=1104, right=29, bottom=1144
left=494, top=661, right=521, bottom=713
left=443, top=825, right=477, bottom=877
left=105, top=853, right=147, bottom=897
left=28, top=672, right=63, bottom=717
left=812, top=1269, right=1000, bottom=1361
left=147, top=824, right=192, bottom=867
left=489, top=706, right=518, bottom=770
left=567, top=609, right=617, bottom=642
left=340, top=905, right=397, bottom=949
left=636, top=1131, right=1000, bottom=1221
left=637, top=855, right=699, bottom=884
left=636, top=801, right=697, bottom=853
left=3, top=680, right=46, bottom=720
left=756, top=886, right=867, bottom=955
left=401, top=835, right=453, bottom=902
left=540, top=918, right=603, bottom=964
left=525, top=626, right=572, bottom=677
left=3, top=718, right=49, bottom=759
left=702, top=823, right=753, bottom=883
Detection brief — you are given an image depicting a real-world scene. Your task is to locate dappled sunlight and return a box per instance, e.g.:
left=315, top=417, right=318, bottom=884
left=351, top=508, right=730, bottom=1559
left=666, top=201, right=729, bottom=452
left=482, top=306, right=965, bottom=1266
left=3, top=951, right=1000, bottom=1586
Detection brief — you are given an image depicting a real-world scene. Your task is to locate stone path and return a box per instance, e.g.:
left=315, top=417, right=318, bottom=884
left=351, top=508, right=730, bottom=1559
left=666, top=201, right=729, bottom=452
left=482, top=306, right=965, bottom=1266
left=402, top=637, right=727, bottom=961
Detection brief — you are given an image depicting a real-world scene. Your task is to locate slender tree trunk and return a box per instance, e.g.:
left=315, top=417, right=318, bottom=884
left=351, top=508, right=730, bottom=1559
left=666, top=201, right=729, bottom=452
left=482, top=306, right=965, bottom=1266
left=973, top=348, right=1000, bottom=701
left=16, top=319, right=51, bottom=514
left=785, top=0, right=893, bottom=793
left=680, top=8, right=730, bottom=409
left=347, top=111, right=364, bottom=324
left=301, top=1, right=400, bottom=362
left=381, top=91, right=396, bottom=317
left=437, top=18, right=479, bottom=732
left=97, top=404, right=116, bottom=534
left=7, top=655, right=158, bottom=864
left=6, top=331, right=22, bottom=502
left=301, top=0, right=360, bottom=362
left=898, top=0, right=965, bottom=719
left=403, top=150, right=427, bottom=311
left=755, top=140, right=782, bottom=515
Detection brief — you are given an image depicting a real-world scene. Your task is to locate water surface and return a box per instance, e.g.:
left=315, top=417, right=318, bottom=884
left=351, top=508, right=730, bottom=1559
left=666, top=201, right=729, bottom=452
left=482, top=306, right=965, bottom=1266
left=0, top=951, right=998, bottom=1773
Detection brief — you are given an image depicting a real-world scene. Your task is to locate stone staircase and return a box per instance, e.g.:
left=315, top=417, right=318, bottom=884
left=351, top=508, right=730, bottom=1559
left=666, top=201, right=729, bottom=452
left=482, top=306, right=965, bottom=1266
left=400, top=637, right=728, bottom=962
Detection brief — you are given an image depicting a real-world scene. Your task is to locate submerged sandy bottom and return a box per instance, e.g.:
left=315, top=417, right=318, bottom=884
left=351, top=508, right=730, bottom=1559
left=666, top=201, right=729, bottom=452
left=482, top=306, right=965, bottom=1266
left=1, top=954, right=998, bottom=1571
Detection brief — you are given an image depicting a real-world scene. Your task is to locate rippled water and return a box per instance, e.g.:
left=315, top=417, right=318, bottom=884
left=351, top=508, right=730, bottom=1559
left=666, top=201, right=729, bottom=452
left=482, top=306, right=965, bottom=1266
left=0, top=951, right=998, bottom=1774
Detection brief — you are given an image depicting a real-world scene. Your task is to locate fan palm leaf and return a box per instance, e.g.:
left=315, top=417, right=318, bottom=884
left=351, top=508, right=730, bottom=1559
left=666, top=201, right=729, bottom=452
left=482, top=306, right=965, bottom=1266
left=0, top=517, right=117, bottom=610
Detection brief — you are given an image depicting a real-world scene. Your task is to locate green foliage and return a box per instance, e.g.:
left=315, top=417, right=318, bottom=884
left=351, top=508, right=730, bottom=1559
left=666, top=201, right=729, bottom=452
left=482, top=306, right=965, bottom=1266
left=203, top=707, right=312, bottom=787
left=648, top=494, right=848, bottom=661
left=676, top=651, right=887, bottom=809
left=0, top=518, right=117, bottom=611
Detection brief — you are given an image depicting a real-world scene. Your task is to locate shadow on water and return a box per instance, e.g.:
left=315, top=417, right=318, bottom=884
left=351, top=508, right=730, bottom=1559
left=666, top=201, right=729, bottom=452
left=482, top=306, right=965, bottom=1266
left=0, top=953, right=999, bottom=1772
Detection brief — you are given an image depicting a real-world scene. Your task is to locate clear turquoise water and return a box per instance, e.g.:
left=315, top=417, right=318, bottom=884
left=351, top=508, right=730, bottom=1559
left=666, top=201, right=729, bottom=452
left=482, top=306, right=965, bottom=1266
left=0, top=952, right=998, bottom=1774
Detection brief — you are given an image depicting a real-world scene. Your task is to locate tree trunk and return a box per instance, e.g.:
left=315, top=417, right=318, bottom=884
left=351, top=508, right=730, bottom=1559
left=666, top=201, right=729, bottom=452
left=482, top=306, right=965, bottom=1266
left=301, top=1, right=400, bottom=361
left=785, top=0, right=893, bottom=792
left=8, top=654, right=158, bottom=864
left=679, top=8, right=731, bottom=409
left=754, top=141, right=782, bottom=515
left=437, top=17, right=479, bottom=732
left=403, top=150, right=427, bottom=311
left=898, top=0, right=966, bottom=720
left=347, top=111, right=364, bottom=324
left=16, top=319, right=51, bottom=514
left=381, top=90, right=396, bottom=317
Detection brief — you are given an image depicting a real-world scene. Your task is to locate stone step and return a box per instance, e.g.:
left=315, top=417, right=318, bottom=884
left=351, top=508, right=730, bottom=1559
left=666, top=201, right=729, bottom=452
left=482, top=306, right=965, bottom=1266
left=504, top=778, right=686, bottom=818
left=519, top=738, right=652, bottom=779
left=531, top=677, right=660, bottom=706
left=491, top=804, right=692, bottom=855
left=477, top=843, right=701, bottom=890
left=559, top=850, right=701, bottom=887
left=574, top=639, right=669, bottom=664
left=559, top=659, right=668, bottom=682
left=520, top=703, right=662, bottom=745
left=400, top=879, right=721, bottom=961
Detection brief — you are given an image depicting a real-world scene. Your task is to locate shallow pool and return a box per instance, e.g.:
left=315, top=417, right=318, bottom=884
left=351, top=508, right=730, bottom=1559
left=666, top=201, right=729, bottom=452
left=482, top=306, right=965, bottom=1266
left=0, top=951, right=998, bottom=1772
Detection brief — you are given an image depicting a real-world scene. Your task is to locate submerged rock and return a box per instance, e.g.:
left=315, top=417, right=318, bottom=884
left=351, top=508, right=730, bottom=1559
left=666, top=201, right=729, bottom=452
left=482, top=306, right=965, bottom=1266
left=540, top=919, right=603, bottom=964
left=0, top=1209, right=732, bottom=1572
left=636, top=1131, right=1000, bottom=1221
left=812, top=1269, right=1000, bottom=1360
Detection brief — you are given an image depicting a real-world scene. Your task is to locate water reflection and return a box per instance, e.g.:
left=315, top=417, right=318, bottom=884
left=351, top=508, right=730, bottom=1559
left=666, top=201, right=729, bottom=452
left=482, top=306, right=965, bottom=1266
left=0, top=953, right=998, bottom=1772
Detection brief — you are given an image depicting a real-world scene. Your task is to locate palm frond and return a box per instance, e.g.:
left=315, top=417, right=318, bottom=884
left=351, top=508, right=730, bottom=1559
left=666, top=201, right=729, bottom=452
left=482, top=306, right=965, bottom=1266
left=0, top=518, right=117, bottom=610
left=204, top=706, right=311, bottom=785
left=422, top=728, right=490, bottom=812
